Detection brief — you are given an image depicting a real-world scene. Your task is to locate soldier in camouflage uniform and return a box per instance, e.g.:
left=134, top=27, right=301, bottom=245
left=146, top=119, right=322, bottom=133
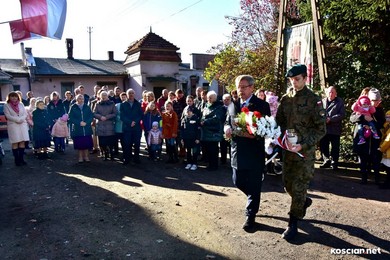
left=275, top=64, right=326, bottom=240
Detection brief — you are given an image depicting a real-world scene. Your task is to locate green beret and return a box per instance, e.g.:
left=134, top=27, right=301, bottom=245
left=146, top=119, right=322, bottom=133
left=286, top=64, right=307, bottom=77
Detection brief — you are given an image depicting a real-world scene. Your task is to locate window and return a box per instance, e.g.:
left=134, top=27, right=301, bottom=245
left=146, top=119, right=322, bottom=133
left=61, top=82, right=74, bottom=98
left=13, top=85, right=20, bottom=91
left=97, top=81, right=117, bottom=90
left=153, top=87, right=164, bottom=99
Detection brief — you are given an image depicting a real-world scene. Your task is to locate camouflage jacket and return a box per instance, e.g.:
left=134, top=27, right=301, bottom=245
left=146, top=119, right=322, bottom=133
left=276, top=86, right=326, bottom=160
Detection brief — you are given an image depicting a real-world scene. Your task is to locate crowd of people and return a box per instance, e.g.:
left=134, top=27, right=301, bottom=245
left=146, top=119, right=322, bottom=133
left=2, top=64, right=390, bottom=240
left=2, top=85, right=235, bottom=172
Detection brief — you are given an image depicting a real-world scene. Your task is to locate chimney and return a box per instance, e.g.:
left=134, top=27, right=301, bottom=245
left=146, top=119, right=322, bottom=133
left=66, top=38, right=74, bottom=59
left=20, top=42, right=26, bottom=60
left=108, top=51, right=114, bottom=61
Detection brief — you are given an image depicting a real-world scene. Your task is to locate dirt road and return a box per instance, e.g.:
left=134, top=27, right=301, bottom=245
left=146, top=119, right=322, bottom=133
left=0, top=139, right=389, bottom=259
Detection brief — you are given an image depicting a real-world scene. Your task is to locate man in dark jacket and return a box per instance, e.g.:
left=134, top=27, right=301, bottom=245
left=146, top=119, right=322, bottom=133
left=120, top=89, right=143, bottom=165
left=319, top=86, right=346, bottom=170
left=224, top=75, right=271, bottom=232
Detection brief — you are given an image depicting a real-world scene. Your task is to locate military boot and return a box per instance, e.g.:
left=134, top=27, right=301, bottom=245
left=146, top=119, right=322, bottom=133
left=303, top=197, right=312, bottom=216
left=282, top=215, right=298, bottom=240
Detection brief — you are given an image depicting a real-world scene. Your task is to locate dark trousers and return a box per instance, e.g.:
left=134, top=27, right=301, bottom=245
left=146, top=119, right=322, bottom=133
left=122, top=130, right=142, bottom=162
left=320, top=134, right=341, bottom=165
left=232, top=167, right=263, bottom=217
left=150, top=144, right=162, bottom=159
left=53, top=137, right=65, bottom=151
left=114, top=133, right=124, bottom=155
left=185, top=144, right=200, bottom=165
left=203, top=141, right=219, bottom=170
left=359, top=150, right=381, bottom=183
left=219, top=139, right=230, bottom=163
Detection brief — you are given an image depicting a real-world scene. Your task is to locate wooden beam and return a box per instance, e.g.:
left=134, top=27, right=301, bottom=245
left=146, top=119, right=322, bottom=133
left=311, top=0, right=328, bottom=90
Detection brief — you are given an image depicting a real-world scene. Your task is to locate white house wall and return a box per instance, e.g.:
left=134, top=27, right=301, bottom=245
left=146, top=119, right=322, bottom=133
left=125, top=60, right=180, bottom=99
left=0, top=77, right=30, bottom=101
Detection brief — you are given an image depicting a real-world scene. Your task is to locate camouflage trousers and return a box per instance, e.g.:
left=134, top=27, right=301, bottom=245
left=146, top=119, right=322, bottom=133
left=282, top=158, right=314, bottom=219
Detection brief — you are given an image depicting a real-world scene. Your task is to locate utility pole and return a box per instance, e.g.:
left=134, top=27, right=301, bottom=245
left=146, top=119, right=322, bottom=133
left=87, top=26, right=93, bottom=60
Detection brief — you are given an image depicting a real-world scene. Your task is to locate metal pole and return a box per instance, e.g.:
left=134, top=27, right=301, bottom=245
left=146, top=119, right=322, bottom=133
left=87, top=26, right=93, bottom=60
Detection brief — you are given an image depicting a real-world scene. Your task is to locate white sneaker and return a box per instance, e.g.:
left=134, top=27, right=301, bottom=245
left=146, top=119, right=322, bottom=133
left=190, top=164, right=197, bottom=171
left=185, top=164, right=192, bottom=170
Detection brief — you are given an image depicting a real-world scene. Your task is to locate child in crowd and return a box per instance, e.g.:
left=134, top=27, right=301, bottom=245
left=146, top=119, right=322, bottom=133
left=51, top=114, right=69, bottom=153
left=161, top=101, right=178, bottom=163
left=32, top=100, right=52, bottom=159
left=379, top=110, right=390, bottom=189
left=147, top=121, right=163, bottom=161
left=143, top=101, right=162, bottom=155
left=265, top=91, right=279, bottom=118
left=180, top=106, right=201, bottom=170
left=26, top=97, right=37, bottom=150
left=352, top=95, right=380, bottom=144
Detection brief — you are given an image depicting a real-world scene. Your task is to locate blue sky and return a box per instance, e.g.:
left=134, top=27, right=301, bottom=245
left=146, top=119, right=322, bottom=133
left=0, top=0, right=241, bottom=63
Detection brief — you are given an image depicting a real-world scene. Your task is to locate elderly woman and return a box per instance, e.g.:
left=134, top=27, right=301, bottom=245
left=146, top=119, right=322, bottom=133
left=4, top=91, right=30, bottom=166
left=200, top=90, right=225, bottom=171
left=93, top=91, right=117, bottom=161
left=69, top=94, right=94, bottom=163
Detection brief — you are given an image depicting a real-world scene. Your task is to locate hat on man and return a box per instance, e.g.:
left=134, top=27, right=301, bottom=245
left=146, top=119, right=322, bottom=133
left=368, top=88, right=381, bottom=101
left=285, top=64, right=307, bottom=77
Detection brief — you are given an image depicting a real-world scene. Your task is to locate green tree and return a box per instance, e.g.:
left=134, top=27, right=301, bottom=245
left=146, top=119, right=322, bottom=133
left=205, top=0, right=280, bottom=92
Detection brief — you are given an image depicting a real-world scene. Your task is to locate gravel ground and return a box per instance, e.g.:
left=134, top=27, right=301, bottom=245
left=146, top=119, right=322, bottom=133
left=0, top=137, right=389, bottom=259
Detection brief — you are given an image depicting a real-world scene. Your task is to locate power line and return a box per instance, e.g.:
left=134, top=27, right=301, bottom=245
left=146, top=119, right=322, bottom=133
left=151, top=0, right=204, bottom=26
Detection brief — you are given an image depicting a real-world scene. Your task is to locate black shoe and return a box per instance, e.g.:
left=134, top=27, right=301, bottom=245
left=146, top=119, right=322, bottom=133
left=282, top=216, right=298, bottom=240
left=320, top=160, right=331, bottom=169
left=360, top=179, right=368, bottom=185
left=89, top=149, right=98, bottom=154
left=166, top=159, right=174, bottom=164
left=379, top=182, right=390, bottom=189
left=303, top=197, right=312, bottom=216
left=242, top=216, right=255, bottom=231
left=134, top=159, right=141, bottom=164
left=332, top=165, right=339, bottom=171
left=19, top=160, right=27, bottom=165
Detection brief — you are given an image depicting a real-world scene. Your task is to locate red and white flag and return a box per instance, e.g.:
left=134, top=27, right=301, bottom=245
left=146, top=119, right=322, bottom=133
left=9, top=19, right=42, bottom=43
left=9, top=0, right=67, bottom=44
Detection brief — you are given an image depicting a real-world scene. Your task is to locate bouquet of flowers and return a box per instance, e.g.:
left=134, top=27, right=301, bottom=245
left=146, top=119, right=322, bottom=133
left=230, top=107, right=281, bottom=140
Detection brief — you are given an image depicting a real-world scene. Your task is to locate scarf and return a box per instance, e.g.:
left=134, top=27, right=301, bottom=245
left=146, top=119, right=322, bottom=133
left=10, top=100, right=20, bottom=114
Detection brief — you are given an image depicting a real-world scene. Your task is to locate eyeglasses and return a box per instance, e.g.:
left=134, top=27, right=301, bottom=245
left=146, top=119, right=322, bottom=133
left=238, top=85, right=252, bottom=89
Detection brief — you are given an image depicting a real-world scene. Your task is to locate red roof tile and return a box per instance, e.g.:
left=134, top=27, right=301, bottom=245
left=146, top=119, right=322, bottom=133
left=124, top=32, right=179, bottom=55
